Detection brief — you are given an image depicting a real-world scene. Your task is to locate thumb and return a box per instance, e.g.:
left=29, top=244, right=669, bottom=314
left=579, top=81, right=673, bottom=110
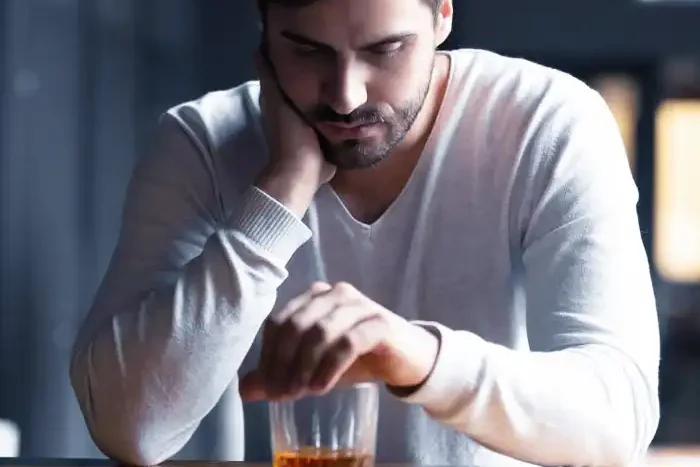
left=239, top=370, right=266, bottom=402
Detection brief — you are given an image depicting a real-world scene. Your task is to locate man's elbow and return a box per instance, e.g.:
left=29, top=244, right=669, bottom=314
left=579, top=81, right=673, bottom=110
left=76, top=395, right=191, bottom=467
left=627, top=381, right=660, bottom=464
left=90, top=428, right=184, bottom=467
left=598, top=364, right=660, bottom=466
left=69, top=349, right=190, bottom=466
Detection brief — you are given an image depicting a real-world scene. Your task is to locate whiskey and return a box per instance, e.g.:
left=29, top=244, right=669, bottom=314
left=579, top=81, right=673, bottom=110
left=273, top=447, right=373, bottom=467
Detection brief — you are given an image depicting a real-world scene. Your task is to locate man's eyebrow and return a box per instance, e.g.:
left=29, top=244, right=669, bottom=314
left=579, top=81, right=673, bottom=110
left=280, top=30, right=416, bottom=50
left=280, top=31, right=333, bottom=50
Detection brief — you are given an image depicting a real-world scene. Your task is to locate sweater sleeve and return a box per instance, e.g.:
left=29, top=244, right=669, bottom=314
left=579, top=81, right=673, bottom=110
left=397, top=88, right=660, bottom=466
left=69, top=111, right=310, bottom=466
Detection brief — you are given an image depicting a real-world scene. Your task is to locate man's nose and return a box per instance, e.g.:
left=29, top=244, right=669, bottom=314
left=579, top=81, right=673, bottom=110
left=322, top=61, right=368, bottom=116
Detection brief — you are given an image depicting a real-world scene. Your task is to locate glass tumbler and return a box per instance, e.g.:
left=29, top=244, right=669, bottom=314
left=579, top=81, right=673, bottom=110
left=269, top=383, right=379, bottom=467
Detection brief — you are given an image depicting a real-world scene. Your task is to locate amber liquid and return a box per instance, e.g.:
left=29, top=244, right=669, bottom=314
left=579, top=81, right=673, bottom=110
left=273, top=447, right=373, bottom=467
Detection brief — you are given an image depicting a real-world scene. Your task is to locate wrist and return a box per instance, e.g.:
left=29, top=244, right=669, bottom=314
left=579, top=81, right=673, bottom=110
left=386, top=322, right=441, bottom=394
left=255, top=166, right=320, bottom=218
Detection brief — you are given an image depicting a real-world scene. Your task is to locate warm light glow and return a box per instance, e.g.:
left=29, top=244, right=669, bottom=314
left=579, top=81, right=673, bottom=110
left=591, top=74, right=639, bottom=174
left=654, top=99, right=700, bottom=283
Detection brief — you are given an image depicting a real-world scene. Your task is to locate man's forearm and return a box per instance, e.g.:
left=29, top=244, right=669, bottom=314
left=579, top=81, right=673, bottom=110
left=70, top=187, right=311, bottom=466
left=394, top=324, right=659, bottom=466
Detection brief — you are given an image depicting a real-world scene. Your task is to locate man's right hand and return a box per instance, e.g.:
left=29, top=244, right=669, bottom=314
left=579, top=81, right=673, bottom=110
left=254, top=52, right=335, bottom=218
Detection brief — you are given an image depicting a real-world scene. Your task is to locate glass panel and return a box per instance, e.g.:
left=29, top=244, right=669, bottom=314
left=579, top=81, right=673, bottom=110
left=654, top=99, right=700, bottom=283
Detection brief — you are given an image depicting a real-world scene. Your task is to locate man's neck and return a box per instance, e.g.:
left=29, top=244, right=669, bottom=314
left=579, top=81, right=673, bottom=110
left=330, top=53, right=451, bottom=224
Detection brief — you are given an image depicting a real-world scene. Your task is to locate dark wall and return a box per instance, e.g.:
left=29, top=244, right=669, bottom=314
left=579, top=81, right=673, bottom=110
left=450, top=0, right=700, bottom=60
left=0, top=0, right=259, bottom=458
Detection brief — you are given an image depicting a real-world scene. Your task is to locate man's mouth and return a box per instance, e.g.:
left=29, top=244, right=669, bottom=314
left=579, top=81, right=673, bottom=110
left=317, top=121, right=382, bottom=140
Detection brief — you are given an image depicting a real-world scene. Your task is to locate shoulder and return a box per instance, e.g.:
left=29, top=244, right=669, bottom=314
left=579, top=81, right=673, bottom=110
left=126, top=82, right=266, bottom=222
left=135, top=81, right=267, bottom=201
left=448, top=48, right=604, bottom=135
left=448, top=48, right=620, bottom=177
left=163, top=80, right=264, bottom=164
left=446, top=50, right=631, bottom=234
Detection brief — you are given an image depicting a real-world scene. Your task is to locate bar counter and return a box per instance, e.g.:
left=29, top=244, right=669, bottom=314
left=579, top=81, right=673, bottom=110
left=1, top=447, right=699, bottom=467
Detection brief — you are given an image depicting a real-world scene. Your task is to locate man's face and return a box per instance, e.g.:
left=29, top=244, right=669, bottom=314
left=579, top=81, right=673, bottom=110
left=265, top=0, right=443, bottom=169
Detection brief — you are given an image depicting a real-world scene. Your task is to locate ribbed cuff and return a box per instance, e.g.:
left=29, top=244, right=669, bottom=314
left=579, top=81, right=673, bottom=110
left=231, top=186, right=312, bottom=264
left=394, top=321, right=487, bottom=418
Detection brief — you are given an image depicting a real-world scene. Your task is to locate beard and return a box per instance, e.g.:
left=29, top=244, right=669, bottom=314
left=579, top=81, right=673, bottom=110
left=305, top=64, right=435, bottom=170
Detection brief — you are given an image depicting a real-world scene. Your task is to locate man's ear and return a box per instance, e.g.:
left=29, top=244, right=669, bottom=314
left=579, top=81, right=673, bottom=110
left=435, top=0, right=453, bottom=47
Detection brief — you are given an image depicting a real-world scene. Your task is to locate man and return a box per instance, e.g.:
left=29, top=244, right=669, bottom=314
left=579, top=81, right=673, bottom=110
left=69, top=0, right=660, bottom=465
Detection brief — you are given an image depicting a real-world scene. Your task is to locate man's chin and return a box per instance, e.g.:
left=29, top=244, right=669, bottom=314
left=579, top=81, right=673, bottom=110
left=323, top=145, right=390, bottom=170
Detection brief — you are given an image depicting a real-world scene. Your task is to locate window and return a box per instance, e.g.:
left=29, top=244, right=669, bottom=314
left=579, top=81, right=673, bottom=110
left=654, top=99, right=700, bottom=283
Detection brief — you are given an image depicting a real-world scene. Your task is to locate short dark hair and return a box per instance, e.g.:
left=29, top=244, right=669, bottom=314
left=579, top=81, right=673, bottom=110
left=258, top=0, right=441, bottom=15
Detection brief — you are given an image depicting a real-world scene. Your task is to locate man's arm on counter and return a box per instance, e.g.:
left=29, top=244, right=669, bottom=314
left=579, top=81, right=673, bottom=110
left=70, top=111, right=310, bottom=466
left=396, top=88, right=660, bottom=466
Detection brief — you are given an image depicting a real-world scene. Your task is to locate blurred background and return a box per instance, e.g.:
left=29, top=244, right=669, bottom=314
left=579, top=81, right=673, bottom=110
left=1, top=0, right=700, bottom=460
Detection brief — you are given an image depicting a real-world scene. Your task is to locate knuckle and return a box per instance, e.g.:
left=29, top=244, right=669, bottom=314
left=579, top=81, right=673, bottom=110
left=350, top=324, right=375, bottom=351
left=309, top=281, right=330, bottom=293
left=332, top=281, right=356, bottom=296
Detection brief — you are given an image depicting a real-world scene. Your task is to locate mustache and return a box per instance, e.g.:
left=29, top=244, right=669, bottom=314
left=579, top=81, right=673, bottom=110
left=311, top=105, right=386, bottom=126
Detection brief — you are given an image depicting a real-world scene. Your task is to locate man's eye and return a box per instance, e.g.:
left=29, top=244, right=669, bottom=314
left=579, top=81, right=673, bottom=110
left=370, top=42, right=403, bottom=56
left=293, top=45, right=322, bottom=57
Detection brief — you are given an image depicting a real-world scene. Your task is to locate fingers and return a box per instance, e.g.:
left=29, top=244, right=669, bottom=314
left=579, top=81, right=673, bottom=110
left=309, top=315, right=389, bottom=394
left=253, top=313, right=383, bottom=401
left=252, top=282, right=388, bottom=400
left=267, top=287, right=340, bottom=395
left=258, top=282, right=331, bottom=395
left=277, top=281, right=332, bottom=322
left=291, top=303, right=375, bottom=391
left=239, top=370, right=265, bottom=402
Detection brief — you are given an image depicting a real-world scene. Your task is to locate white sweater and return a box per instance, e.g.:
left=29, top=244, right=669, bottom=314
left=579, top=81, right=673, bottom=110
left=70, top=49, right=660, bottom=467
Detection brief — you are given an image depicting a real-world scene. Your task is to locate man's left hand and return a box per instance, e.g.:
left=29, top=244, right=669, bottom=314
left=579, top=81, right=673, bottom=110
left=239, top=281, right=440, bottom=401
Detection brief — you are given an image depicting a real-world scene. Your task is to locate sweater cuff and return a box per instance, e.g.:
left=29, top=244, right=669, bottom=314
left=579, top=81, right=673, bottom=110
left=394, top=321, right=487, bottom=417
left=230, top=186, right=312, bottom=264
